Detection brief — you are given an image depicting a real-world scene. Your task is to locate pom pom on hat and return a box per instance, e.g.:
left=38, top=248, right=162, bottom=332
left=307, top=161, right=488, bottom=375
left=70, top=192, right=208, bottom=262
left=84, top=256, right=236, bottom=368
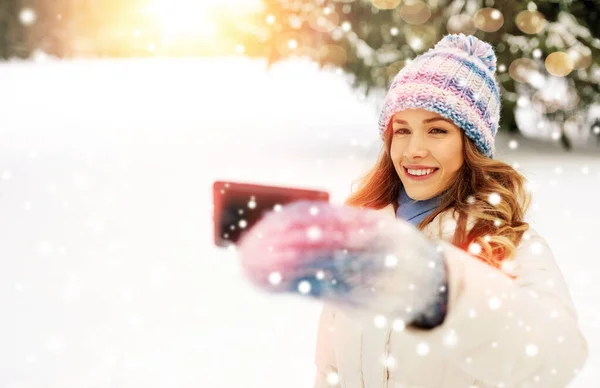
left=433, top=33, right=497, bottom=73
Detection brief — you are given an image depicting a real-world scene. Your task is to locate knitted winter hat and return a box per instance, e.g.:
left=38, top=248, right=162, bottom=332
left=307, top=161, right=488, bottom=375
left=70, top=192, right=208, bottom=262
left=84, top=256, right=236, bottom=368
left=378, top=33, right=501, bottom=158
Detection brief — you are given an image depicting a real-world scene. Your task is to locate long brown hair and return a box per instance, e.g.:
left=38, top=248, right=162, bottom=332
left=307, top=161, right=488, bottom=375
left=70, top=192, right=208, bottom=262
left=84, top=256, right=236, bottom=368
left=345, top=126, right=532, bottom=268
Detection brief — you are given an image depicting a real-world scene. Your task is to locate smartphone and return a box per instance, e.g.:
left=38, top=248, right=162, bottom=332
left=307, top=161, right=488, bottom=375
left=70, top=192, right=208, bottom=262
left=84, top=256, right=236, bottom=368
left=213, top=180, right=330, bottom=247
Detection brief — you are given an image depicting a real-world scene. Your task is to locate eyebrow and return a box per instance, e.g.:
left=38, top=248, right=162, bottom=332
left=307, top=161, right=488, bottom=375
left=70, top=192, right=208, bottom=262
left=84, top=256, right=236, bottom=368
left=392, top=117, right=454, bottom=125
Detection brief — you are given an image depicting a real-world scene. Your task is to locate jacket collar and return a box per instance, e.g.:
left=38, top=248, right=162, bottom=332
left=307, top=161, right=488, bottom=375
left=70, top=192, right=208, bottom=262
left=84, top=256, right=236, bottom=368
left=377, top=203, right=477, bottom=242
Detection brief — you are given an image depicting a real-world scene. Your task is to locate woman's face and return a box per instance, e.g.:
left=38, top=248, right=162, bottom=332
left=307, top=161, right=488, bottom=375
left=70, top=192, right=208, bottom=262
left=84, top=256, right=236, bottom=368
left=389, top=108, right=464, bottom=200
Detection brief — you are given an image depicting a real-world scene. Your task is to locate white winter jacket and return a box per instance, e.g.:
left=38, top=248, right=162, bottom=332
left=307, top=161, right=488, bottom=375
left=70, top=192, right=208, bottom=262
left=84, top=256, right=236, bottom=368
left=314, top=204, right=588, bottom=388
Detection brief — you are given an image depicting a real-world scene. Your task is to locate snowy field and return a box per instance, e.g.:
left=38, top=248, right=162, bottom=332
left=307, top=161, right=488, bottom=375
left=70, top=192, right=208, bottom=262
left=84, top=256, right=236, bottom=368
left=0, top=56, right=598, bottom=387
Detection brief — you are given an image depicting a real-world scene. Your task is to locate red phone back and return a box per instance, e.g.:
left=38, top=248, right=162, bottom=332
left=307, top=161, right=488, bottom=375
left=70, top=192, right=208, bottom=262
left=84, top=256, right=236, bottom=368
left=213, top=181, right=329, bottom=247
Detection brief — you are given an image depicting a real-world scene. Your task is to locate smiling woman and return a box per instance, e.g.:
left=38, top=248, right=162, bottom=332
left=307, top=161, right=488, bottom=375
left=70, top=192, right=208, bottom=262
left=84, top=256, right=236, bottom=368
left=236, top=33, right=589, bottom=388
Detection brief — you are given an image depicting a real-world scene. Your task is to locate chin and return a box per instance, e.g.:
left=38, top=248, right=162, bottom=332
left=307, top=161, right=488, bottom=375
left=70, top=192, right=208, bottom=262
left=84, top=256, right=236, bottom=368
left=403, top=186, right=437, bottom=201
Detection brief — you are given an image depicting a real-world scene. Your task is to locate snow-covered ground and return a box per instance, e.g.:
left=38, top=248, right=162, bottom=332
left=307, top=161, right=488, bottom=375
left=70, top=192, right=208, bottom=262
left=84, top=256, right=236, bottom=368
left=0, top=56, right=598, bottom=387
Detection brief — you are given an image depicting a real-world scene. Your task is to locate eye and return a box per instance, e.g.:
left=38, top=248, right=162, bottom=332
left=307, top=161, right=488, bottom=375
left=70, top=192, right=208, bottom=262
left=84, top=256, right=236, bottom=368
left=393, top=128, right=447, bottom=135
left=430, top=128, right=448, bottom=134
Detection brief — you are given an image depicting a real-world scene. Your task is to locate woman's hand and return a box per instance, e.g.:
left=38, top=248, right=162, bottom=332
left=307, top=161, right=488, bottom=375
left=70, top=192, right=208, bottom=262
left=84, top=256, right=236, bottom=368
left=237, top=200, right=447, bottom=325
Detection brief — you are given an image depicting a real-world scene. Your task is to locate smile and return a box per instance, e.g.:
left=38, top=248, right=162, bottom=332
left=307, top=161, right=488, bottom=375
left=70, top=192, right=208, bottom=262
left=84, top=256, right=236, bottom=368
left=404, top=167, right=439, bottom=181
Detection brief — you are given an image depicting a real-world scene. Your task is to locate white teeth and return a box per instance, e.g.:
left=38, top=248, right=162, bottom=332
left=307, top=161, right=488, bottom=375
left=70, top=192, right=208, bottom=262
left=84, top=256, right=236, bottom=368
left=407, top=168, right=435, bottom=176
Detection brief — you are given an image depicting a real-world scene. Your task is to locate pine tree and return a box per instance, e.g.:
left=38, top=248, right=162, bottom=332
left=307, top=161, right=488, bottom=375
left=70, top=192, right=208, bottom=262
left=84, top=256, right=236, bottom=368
left=235, top=0, right=600, bottom=150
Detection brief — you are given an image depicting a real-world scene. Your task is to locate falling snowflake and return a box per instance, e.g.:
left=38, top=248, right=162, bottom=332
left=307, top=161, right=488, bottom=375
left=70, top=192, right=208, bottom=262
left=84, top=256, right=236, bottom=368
left=488, top=297, right=502, bottom=310
left=374, top=315, right=387, bottom=329
left=307, top=226, right=322, bottom=240
left=468, top=242, right=482, bottom=255
left=416, top=342, right=430, bottom=356
left=525, top=343, right=538, bottom=357
left=443, top=330, right=458, bottom=347
left=530, top=242, right=543, bottom=255
left=488, top=192, right=501, bottom=206
left=392, top=319, right=405, bottom=332
left=297, top=280, right=311, bottom=294
left=384, top=254, right=398, bottom=268
left=268, top=272, right=282, bottom=285
left=19, top=8, right=37, bottom=25
left=383, top=355, right=396, bottom=368
left=327, top=371, right=340, bottom=385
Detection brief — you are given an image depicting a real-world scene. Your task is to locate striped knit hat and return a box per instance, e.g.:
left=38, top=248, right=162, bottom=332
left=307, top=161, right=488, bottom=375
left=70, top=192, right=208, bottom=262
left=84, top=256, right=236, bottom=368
left=378, top=33, right=501, bottom=158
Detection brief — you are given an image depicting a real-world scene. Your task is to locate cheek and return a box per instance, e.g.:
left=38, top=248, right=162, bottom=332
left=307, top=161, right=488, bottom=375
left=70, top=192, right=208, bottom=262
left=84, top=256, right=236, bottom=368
left=437, top=143, right=463, bottom=173
left=389, top=140, right=403, bottom=161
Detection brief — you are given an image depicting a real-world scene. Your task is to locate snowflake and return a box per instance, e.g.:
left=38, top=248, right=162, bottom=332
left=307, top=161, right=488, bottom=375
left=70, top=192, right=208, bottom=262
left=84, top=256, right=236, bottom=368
left=374, top=315, right=387, bottom=329
left=530, top=242, right=543, bottom=256
left=20, top=8, right=37, bottom=25
left=326, top=371, right=340, bottom=385
left=383, top=354, right=396, bottom=368
left=488, top=192, right=501, bottom=206
left=384, top=254, right=398, bottom=268
left=488, top=297, right=502, bottom=310
left=307, top=226, right=322, bottom=240
left=468, top=242, right=482, bottom=255
left=268, top=272, right=282, bottom=285
left=297, top=280, right=312, bottom=294
left=416, top=342, right=430, bottom=356
left=443, top=330, right=458, bottom=347
left=525, top=343, right=538, bottom=357
left=392, top=319, right=406, bottom=332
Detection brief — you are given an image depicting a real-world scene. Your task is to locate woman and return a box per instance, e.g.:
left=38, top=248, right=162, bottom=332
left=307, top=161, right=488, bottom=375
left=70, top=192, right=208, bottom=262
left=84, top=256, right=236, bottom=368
left=237, top=34, right=588, bottom=387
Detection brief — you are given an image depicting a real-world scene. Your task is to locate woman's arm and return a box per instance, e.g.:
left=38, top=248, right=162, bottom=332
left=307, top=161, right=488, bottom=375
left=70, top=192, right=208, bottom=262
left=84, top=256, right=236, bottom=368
left=402, top=228, right=588, bottom=387
left=314, top=304, right=338, bottom=388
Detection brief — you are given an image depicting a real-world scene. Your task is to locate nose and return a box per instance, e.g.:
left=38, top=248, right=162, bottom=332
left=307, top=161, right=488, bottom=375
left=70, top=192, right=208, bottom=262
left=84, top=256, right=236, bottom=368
left=404, top=133, right=429, bottom=159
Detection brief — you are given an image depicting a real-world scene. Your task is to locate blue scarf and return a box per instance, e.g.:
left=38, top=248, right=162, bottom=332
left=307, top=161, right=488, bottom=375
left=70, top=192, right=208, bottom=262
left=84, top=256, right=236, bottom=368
left=395, top=186, right=443, bottom=226
left=395, top=185, right=447, bottom=329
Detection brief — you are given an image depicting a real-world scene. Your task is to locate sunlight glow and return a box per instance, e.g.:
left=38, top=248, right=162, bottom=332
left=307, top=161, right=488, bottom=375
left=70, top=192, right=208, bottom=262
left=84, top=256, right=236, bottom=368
left=146, top=0, right=260, bottom=37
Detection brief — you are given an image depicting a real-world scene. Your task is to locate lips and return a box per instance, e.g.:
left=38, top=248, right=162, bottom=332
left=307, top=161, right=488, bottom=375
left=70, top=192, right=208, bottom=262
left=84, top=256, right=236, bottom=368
left=403, top=167, right=439, bottom=180
left=404, top=167, right=438, bottom=176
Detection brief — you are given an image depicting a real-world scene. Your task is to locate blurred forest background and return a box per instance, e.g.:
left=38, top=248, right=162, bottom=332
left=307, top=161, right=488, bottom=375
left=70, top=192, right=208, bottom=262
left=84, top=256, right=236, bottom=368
left=2, top=0, right=600, bottom=151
